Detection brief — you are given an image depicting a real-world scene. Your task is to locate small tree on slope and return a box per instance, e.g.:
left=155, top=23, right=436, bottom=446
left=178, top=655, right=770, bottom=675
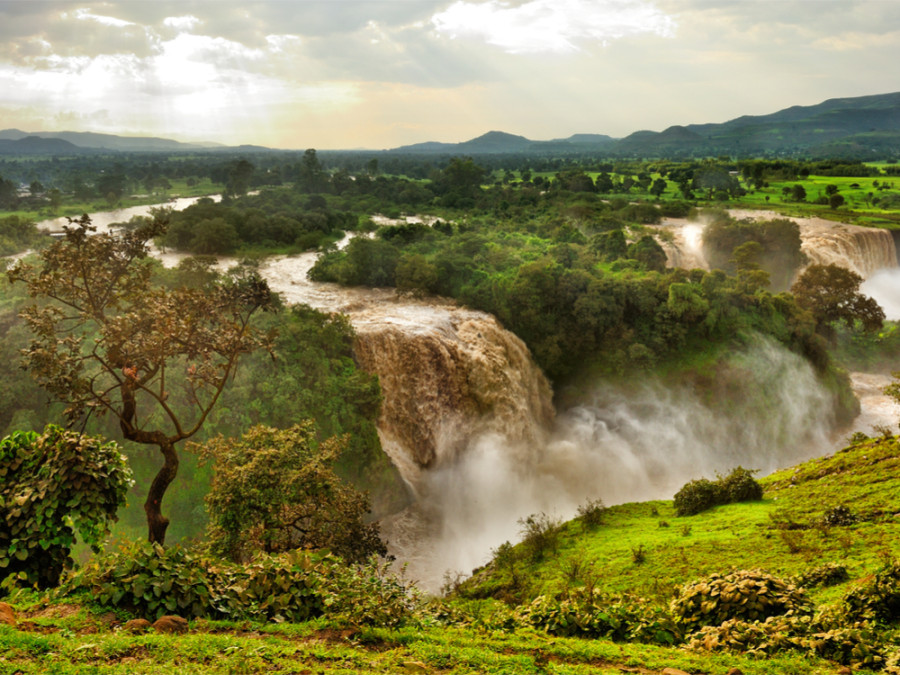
left=7, top=215, right=275, bottom=545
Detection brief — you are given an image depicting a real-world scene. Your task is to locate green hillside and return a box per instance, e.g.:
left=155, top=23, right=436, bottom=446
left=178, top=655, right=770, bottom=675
left=3, top=434, right=900, bottom=674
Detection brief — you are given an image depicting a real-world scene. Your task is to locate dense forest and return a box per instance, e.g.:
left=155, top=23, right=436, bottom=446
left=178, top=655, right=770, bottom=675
left=3, top=148, right=900, bottom=674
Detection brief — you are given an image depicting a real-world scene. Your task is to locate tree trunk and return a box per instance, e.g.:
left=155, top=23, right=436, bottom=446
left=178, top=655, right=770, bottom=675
left=120, top=379, right=180, bottom=545
left=145, top=437, right=179, bottom=544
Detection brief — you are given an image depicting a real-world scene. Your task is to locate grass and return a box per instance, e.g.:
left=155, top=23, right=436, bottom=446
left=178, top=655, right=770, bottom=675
left=0, top=610, right=863, bottom=674
left=461, top=434, right=900, bottom=609
left=5, top=435, right=900, bottom=673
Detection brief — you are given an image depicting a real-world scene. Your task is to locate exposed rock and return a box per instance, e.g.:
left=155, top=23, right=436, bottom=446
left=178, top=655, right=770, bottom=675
left=0, top=602, right=16, bottom=626
left=152, top=615, right=189, bottom=634
left=662, top=669, right=691, bottom=675
left=353, top=310, right=554, bottom=483
left=123, top=618, right=151, bottom=633
left=726, top=669, right=745, bottom=675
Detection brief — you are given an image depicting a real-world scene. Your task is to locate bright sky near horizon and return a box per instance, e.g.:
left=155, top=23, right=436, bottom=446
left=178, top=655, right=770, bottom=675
left=1, top=0, right=899, bottom=150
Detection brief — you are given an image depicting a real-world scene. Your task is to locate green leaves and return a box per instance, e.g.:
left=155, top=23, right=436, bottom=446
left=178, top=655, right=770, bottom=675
left=60, top=541, right=416, bottom=627
left=200, top=423, right=386, bottom=565
left=0, top=425, right=132, bottom=591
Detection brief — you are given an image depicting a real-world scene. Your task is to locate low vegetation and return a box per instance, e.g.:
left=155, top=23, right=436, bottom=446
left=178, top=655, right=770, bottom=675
left=4, top=435, right=900, bottom=673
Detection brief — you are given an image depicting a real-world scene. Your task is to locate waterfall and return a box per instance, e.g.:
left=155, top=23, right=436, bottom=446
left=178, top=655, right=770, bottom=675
left=799, top=220, right=898, bottom=277
left=659, top=210, right=898, bottom=280
left=351, top=308, right=554, bottom=489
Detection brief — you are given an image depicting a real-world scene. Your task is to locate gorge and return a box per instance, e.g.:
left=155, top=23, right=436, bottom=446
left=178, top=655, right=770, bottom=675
left=34, top=204, right=900, bottom=591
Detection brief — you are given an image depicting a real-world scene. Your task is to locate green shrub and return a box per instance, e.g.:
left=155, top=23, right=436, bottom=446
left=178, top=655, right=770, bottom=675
left=576, top=498, right=606, bottom=530
left=673, top=478, right=725, bottom=516
left=0, top=426, right=133, bottom=592
left=518, top=513, right=563, bottom=563
left=519, top=589, right=681, bottom=645
left=61, top=540, right=416, bottom=626
left=687, top=614, right=885, bottom=669
left=673, top=467, right=764, bottom=517
left=794, top=562, right=849, bottom=589
left=821, top=504, right=857, bottom=527
left=718, top=466, right=763, bottom=503
left=843, top=561, right=900, bottom=625
left=671, top=569, right=811, bottom=630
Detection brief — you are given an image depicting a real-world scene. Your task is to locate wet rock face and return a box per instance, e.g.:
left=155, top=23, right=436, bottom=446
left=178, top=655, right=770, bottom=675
left=352, top=309, right=555, bottom=486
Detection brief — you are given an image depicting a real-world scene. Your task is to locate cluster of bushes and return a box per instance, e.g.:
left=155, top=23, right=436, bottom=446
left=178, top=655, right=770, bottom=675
left=159, top=192, right=357, bottom=254
left=672, top=467, right=764, bottom=516
left=495, top=567, right=900, bottom=670
left=61, top=541, right=416, bottom=627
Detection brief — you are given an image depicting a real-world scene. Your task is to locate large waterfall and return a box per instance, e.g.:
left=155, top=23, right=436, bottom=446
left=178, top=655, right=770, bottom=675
left=262, top=244, right=885, bottom=591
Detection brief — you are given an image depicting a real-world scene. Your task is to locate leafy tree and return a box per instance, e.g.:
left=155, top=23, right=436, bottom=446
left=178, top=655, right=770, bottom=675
left=0, top=425, right=132, bottom=590
left=6, top=215, right=275, bottom=544
left=829, top=193, right=846, bottom=210
left=790, top=184, right=807, bottom=202
left=626, top=235, right=667, bottom=272
left=296, top=149, right=327, bottom=193
left=791, top=264, right=884, bottom=341
left=200, top=423, right=387, bottom=564
left=224, top=159, right=254, bottom=198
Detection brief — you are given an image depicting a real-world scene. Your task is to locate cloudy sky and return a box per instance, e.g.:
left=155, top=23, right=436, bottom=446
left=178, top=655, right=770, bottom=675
left=1, top=0, right=899, bottom=149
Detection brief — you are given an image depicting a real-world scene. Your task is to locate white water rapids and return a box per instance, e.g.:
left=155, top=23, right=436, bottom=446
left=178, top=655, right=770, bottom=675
left=33, top=205, right=900, bottom=592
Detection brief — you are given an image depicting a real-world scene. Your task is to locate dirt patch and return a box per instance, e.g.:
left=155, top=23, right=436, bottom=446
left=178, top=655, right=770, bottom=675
left=25, top=603, right=81, bottom=620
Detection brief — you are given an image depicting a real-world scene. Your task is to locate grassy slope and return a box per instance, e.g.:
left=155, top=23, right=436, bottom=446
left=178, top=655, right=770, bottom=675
left=4, top=437, right=899, bottom=674
left=462, top=434, right=900, bottom=608
left=0, top=606, right=858, bottom=675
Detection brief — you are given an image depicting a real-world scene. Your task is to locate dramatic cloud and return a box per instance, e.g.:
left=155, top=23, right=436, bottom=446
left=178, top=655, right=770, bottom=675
left=432, top=0, right=676, bottom=54
left=0, top=0, right=897, bottom=147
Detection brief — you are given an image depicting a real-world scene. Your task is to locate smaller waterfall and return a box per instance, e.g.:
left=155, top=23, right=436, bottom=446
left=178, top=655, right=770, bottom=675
left=659, top=210, right=898, bottom=280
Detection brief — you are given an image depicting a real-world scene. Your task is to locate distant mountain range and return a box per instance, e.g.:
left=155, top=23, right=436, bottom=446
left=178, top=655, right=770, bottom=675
left=0, top=129, right=269, bottom=155
left=3, top=91, right=900, bottom=158
left=388, top=92, right=900, bottom=158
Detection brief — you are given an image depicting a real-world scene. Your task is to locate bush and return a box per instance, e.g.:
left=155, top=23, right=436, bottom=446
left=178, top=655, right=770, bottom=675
left=671, top=569, right=811, bottom=630
left=673, top=467, right=763, bottom=517
left=0, top=426, right=133, bottom=591
left=719, top=466, right=764, bottom=503
left=673, top=478, right=725, bottom=516
left=61, top=540, right=416, bottom=626
left=843, top=561, right=900, bottom=625
left=518, top=513, right=564, bottom=563
left=687, top=615, right=885, bottom=669
left=821, top=504, right=857, bottom=527
left=794, top=562, right=849, bottom=589
left=576, top=498, right=606, bottom=530
left=519, top=589, right=681, bottom=645
left=201, top=424, right=386, bottom=564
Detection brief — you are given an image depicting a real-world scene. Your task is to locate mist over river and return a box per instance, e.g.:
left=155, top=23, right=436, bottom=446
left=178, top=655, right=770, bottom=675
left=35, top=204, right=900, bottom=592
